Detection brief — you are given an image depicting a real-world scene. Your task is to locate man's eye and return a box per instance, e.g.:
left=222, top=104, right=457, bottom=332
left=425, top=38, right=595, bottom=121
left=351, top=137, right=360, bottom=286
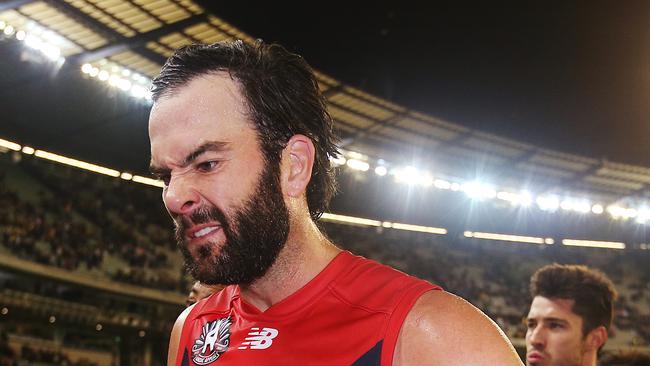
left=197, top=161, right=219, bottom=172
left=549, top=322, right=564, bottom=329
left=526, top=321, right=536, bottom=329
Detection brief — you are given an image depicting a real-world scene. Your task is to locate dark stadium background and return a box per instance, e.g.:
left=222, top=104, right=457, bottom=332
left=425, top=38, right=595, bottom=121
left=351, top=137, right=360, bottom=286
left=0, top=1, right=649, bottom=365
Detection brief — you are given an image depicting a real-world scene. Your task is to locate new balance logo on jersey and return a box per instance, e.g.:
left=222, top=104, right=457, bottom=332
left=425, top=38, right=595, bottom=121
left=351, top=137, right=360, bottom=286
left=237, top=327, right=279, bottom=350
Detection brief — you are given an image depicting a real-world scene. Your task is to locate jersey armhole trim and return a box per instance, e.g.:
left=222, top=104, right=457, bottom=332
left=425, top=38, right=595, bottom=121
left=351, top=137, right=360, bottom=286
left=380, top=283, right=440, bottom=366
left=175, top=304, right=202, bottom=366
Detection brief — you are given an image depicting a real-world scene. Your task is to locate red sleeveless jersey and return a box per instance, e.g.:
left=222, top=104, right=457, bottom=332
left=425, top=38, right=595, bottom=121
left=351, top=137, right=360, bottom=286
left=176, top=251, right=441, bottom=366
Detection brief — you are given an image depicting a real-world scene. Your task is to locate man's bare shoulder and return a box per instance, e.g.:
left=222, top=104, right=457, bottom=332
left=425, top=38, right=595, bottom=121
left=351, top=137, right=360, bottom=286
left=393, top=290, right=523, bottom=366
left=167, top=305, right=194, bottom=366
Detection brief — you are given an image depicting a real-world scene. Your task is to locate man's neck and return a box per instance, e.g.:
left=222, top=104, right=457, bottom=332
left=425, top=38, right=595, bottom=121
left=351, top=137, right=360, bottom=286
left=239, top=217, right=340, bottom=312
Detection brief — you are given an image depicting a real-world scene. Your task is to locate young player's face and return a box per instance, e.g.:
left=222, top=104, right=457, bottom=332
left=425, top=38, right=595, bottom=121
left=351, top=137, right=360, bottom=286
left=149, top=73, right=290, bottom=285
left=525, top=296, right=586, bottom=366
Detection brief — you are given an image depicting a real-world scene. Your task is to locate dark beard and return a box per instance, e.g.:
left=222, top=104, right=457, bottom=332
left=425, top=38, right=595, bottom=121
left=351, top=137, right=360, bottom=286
left=173, top=162, right=290, bottom=286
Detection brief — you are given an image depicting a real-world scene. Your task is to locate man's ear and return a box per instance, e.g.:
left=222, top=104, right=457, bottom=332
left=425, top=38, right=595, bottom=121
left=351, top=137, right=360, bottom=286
left=281, top=134, right=315, bottom=197
left=585, top=325, right=608, bottom=351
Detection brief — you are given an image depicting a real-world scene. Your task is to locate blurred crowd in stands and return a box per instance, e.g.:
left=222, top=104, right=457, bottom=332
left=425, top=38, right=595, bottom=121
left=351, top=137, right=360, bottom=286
left=0, top=156, right=186, bottom=292
left=1, top=153, right=650, bottom=350
left=325, top=223, right=650, bottom=346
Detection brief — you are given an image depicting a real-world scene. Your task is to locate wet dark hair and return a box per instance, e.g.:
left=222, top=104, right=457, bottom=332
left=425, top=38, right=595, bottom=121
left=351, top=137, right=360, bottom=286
left=530, top=263, right=618, bottom=335
left=151, top=40, right=338, bottom=220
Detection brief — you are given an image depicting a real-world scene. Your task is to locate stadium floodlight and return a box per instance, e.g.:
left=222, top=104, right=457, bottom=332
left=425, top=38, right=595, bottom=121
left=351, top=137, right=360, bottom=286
left=607, top=205, right=637, bottom=220
left=15, top=30, right=25, bottom=41
left=573, top=200, right=592, bottom=214
left=118, top=78, right=132, bottom=91
left=81, top=63, right=93, bottom=74
left=562, top=239, right=625, bottom=250
left=132, top=175, right=164, bottom=188
left=346, top=158, right=370, bottom=172
left=89, top=67, right=99, bottom=77
left=635, top=209, right=650, bottom=224
left=450, top=182, right=461, bottom=191
left=464, top=231, right=550, bottom=245
left=0, top=138, right=21, bottom=151
left=330, top=154, right=346, bottom=166
left=389, top=222, right=447, bottom=235
left=130, top=85, right=148, bottom=99
left=536, top=195, right=560, bottom=211
left=393, top=166, right=434, bottom=187
left=374, top=166, right=387, bottom=176
left=122, top=69, right=131, bottom=77
left=347, top=150, right=365, bottom=160
left=320, top=213, right=382, bottom=227
left=0, top=21, right=5, bottom=30
left=462, top=182, right=496, bottom=200
left=3, top=25, right=14, bottom=36
left=120, top=172, right=133, bottom=180
left=98, top=70, right=109, bottom=81
left=591, top=204, right=604, bottom=214
left=40, top=43, right=60, bottom=61
left=434, top=179, right=451, bottom=190
left=33, top=150, right=120, bottom=178
left=21, top=146, right=35, bottom=155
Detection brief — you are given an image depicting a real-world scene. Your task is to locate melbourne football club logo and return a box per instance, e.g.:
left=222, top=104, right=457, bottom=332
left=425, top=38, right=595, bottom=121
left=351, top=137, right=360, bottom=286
left=192, top=317, right=232, bottom=365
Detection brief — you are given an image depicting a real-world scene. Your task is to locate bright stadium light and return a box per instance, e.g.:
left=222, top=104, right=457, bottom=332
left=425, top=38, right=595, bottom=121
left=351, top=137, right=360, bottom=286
left=0, top=21, right=6, bottom=30
left=389, top=222, right=447, bottom=235
left=320, top=213, right=382, bottom=227
left=120, top=172, right=133, bottom=180
left=591, top=204, right=604, bottom=214
left=462, top=182, right=496, bottom=200
left=131, top=175, right=164, bottom=188
left=3, top=25, right=14, bottom=36
left=21, top=146, right=35, bottom=155
left=497, top=191, right=532, bottom=206
left=536, top=195, right=560, bottom=211
left=434, top=179, right=451, bottom=190
left=635, top=209, right=650, bottom=224
left=33, top=150, right=120, bottom=177
left=562, top=239, right=625, bottom=250
left=393, top=166, right=434, bottom=186
left=130, top=85, right=148, bottom=99
left=81, top=63, right=93, bottom=74
left=374, top=166, right=387, bottom=176
left=15, top=30, right=25, bottom=41
left=464, top=231, right=551, bottom=245
left=0, top=138, right=21, bottom=151
left=98, top=70, right=109, bottom=81
left=346, top=159, right=370, bottom=171
left=330, top=154, right=346, bottom=166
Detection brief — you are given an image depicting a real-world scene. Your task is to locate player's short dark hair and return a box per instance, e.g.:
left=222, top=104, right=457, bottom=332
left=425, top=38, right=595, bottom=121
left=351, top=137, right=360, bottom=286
left=530, top=264, right=617, bottom=335
left=151, top=40, right=338, bottom=220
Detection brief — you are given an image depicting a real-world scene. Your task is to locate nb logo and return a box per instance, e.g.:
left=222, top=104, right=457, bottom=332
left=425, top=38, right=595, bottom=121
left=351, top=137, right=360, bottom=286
left=238, top=327, right=279, bottom=350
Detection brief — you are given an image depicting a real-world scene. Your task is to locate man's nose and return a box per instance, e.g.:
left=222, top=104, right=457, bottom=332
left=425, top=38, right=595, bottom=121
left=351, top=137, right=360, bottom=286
left=163, top=174, right=201, bottom=216
left=527, top=325, right=546, bottom=349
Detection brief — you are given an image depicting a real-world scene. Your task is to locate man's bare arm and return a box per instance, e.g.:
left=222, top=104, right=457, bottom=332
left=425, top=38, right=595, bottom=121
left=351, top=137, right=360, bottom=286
left=167, top=305, right=193, bottom=366
left=394, top=290, right=523, bottom=366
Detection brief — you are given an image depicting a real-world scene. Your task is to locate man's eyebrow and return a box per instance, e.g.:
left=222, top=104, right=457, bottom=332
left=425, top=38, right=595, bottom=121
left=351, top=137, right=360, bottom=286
left=181, top=141, right=230, bottom=167
left=541, top=317, right=569, bottom=324
left=149, top=141, right=231, bottom=176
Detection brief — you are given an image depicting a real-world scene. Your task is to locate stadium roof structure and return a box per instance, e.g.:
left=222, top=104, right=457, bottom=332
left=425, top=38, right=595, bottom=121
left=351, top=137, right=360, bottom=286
left=1, top=0, right=650, bottom=213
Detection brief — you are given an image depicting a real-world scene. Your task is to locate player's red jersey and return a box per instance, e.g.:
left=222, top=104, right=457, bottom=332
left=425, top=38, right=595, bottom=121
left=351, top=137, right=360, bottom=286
left=176, top=251, right=441, bottom=366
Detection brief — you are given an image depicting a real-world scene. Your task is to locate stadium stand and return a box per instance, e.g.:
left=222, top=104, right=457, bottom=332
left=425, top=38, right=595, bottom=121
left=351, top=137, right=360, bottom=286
left=2, top=0, right=650, bottom=364
left=2, top=150, right=649, bottom=356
